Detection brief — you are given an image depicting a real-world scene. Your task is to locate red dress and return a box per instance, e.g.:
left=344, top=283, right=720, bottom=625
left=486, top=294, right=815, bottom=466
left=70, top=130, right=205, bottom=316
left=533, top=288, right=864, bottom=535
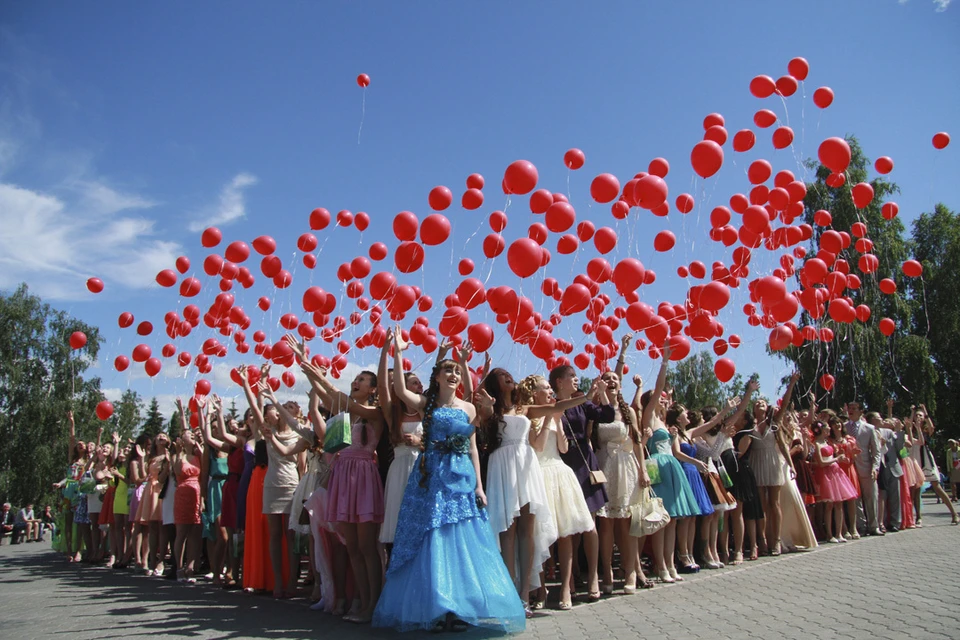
left=813, top=443, right=859, bottom=503
left=837, top=436, right=861, bottom=498
left=220, top=446, right=244, bottom=530
left=174, top=457, right=202, bottom=525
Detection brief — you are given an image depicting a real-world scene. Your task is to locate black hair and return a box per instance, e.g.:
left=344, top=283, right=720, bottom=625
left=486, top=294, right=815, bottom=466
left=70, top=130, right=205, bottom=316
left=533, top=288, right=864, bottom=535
left=418, top=359, right=458, bottom=488
left=548, top=365, right=575, bottom=394
left=483, top=368, right=517, bottom=453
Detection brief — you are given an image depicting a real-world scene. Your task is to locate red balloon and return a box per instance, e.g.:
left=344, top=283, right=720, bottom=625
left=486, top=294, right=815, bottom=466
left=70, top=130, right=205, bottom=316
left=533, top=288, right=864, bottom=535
left=749, top=75, right=776, bottom=98
left=144, top=357, right=162, bottom=377
left=594, top=227, right=617, bottom=254
left=714, top=357, right=736, bottom=383
left=590, top=173, right=620, bottom=203
left=420, top=214, right=451, bottom=246
left=118, top=312, right=134, bottom=328
left=772, top=126, right=794, bottom=149
left=788, top=57, right=809, bottom=81
left=820, top=373, right=835, bottom=391
left=86, top=277, right=104, bottom=294
left=466, top=173, right=485, bottom=190
left=136, top=321, right=153, bottom=336
left=703, top=113, right=724, bottom=130
left=253, top=236, right=277, bottom=255
left=545, top=202, right=576, bottom=233
left=503, top=160, right=539, bottom=195
left=690, top=140, right=724, bottom=178
left=703, top=125, right=728, bottom=146
left=309, top=207, right=331, bottom=230
left=775, top=75, right=798, bottom=97
left=114, top=355, right=129, bottom=372
left=748, top=160, right=772, bottom=185
left=675, top=193, right=694, bottom=214
left=557, top=234, right=579, bottom=255
left=96, top=401, right=114, bottom=421
left=653, top=230, right=675, bottom=252
left=733, top=129, right=756, bottom=152
left=467, top=323, right=494, bottom=352
left=753, top=109, right=777, bottom=129
left=201, top=227, right=222, bottom=248
left=395, top=241, right=425, bottom=273
left=175, top=256, right=190, bottom=274
left=483, top=234, right=505, bottom=258
left=559, top=283, right=591, bottom=316
left=818, top=137, right=851, bottom=173
left=369, top=242, right=388, bottom=261
left=429, top=186, right=453, bottom=211
left=69, top=331, right=87, bottom=350
left=813, top=87, right=834, bottom=109
left=357, top=73, right=370, bottom=88
left=507, top=238, right=542, bottom=278
left=370, top=272, right=398, bottom=300
left=273, top=270, right=292, bottom=289
left=879, top=317, right=895, bottom=337
left=354, top=211, right=370, bottom=232
left=336, top=210, right=353, bottom=227
left=874, top=156, right=894, bottom=174
left=648, top=158, right=669, bottom=178
left=297, top=233, right=318, bottom=252
left=933, top=132, right=951, bottom=150
left=633, top=175, right=669, bottom=210
left=700, top=281, right=730, bottom=312
left=180, top=277, right=201, bottom=297
left=564, top=148, right=585, bottom=170
left=462, top=188, right=484, bottom=210
left=224, top=241, right=250, bottom=263
left=393, top=211, right=419, bottom=241
left=851, top=183, right=874, bottom=209
left=902, top=260, right=923, bottom=278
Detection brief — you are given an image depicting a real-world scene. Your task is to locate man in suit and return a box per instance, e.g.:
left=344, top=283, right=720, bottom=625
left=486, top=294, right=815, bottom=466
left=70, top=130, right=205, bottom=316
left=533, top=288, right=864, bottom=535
left=845, top=401, right=882, bottom=536
left=871, top=409, right=904, bottom=533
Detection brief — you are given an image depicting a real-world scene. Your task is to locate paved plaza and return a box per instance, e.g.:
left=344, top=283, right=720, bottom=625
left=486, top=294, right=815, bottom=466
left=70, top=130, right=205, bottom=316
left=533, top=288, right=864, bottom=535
left=2, top=498, right=959, bottom=640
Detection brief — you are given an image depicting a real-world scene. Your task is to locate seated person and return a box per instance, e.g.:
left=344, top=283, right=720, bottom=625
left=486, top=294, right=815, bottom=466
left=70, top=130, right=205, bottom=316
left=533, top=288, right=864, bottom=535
left=16, top=504, right=40, bottom=542
left=0, top=503, right=15, bottom=543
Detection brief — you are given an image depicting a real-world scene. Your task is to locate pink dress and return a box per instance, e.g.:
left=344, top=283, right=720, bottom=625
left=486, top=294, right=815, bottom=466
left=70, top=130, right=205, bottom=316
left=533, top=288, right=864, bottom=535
left=326, top=420, right=385, bottom=523
left=813, top=443, right=859, bottom=503
left=174, top=457, right=201, bottom=525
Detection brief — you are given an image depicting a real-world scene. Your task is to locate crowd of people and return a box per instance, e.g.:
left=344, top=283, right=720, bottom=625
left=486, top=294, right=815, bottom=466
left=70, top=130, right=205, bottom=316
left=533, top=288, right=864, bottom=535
left=40, top=330, right=958, bottom=634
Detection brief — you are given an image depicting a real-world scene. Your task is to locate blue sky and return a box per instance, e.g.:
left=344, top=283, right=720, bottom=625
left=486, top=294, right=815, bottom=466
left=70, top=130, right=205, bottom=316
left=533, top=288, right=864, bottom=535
left=1, top=1, right=957, bottom=416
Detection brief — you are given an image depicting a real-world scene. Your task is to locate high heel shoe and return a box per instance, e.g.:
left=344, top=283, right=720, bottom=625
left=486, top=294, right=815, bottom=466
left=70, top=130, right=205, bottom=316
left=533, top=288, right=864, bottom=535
left=532, top=586, right=548, bottom=610
left=600, top=583, right=614, bottom=595
left=657, top=570, right=675, bottom=584
left=668, top=567, right=685, bottom=582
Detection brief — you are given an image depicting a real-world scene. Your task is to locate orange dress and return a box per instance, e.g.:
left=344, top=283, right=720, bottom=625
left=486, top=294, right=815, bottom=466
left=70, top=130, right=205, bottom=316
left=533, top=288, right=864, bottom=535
left=242, top=464, right=289, bottom=591
left=135, top=457, right=164, bottom=523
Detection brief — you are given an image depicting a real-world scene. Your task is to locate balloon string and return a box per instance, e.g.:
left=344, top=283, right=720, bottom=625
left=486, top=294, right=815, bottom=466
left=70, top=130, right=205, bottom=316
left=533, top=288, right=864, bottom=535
left=357, top=89, right=366, bottom=145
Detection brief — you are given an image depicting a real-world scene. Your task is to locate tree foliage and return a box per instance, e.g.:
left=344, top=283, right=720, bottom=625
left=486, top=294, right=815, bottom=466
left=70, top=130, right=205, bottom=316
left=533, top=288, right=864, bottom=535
left=0, top=284, right=104, bottom=507
left=141, top=397, right=165, bottom=439
left=774, top=137, right=937, bottom=418
left=111, top=389, right=143, bottom=442
left=668, top=352, right=758, bottom=409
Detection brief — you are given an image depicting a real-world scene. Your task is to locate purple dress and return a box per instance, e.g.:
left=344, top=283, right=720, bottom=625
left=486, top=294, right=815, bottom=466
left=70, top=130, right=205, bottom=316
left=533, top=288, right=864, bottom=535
left=559, top=402, right=613, bottom=513
left=235, top=441, right=256, bottom=531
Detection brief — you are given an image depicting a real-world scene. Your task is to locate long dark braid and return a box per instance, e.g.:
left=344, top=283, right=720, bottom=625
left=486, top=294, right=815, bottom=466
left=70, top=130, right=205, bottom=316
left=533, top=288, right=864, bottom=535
left=482, top=368, right=515, bottom=453
left=418, top=360, right=456, bottom=488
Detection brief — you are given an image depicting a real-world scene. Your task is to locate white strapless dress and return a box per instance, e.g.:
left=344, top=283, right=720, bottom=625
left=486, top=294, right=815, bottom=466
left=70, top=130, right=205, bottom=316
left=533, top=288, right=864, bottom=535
left=379, top=420, right=423, bottom=544
left=486, top=414, right=557, bottom=590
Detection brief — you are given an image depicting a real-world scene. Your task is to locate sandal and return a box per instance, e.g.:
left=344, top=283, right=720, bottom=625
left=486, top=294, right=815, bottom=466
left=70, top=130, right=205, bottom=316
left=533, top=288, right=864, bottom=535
left=531, top=586, right=548, bottom=610
left=658, top=570, right=675, bottom=584
left=586, top=591, right=601, bottom=603
left=638, top=578, right=656, bottom=589
left=769, top=540, right=781, bottom=556
left=748, top=547, right=759, bottom=561
left=668, top=567, right=684, bottom=582
left=557, top=600, right=572, bottom=611
left=732, top=552, right=744, bottom=566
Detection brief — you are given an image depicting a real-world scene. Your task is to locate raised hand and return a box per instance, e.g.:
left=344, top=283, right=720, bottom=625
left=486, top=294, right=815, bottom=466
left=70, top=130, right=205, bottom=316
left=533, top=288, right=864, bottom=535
left=621, top=332, right=634, bottom=350
left=632, top=374, right=643, bottom=388
left=284, top=334, right=307, bottom=360
left=475, top=388, right=495, bottom=409
left=393, top=325, right=410, bottom=352
left=790, top=371, right=800, bottom=383
left=725, top=397, right=739, bottom=412
left=112, top=431, right=120, bottom=443
left=436, top=338, right=452, bottom=361
left=747, top=378, right=760, bottom=393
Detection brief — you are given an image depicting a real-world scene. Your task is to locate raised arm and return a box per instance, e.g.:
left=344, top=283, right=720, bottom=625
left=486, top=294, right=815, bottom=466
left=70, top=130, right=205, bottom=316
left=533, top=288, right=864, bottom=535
left=641, top=345, right=671, bottom=431
left=238, top=366, right=266, bottom=437
left=67, top=410, right=76, bottom=467
left=174, top=397, right=189, bottom=437
left=614, top=333, right=633, bottom=379
left=377, top=337, right=394, bottom=430
left=454, top=341, right=475, bottom=403
left=262, top=384, right=314, bottom=440
left=392, top=327, right=427, bottom=411
left=200, top=400, right=230, bottom=453
left=774, top=372, right=800, bottom=425
left=687, top=397, right=739, bottom=440
left=308, top=388, right=326, bottom=442
left=630, top=375, right=644, bottom=414
left=726, top=378, right=759, bottom=430
left=269, top=430, right=312, bottom=457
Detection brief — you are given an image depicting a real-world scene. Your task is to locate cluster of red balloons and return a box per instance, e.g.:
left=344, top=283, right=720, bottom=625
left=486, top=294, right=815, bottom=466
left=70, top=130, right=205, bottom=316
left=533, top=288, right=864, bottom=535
left=82, top=55, right=949, bottom=405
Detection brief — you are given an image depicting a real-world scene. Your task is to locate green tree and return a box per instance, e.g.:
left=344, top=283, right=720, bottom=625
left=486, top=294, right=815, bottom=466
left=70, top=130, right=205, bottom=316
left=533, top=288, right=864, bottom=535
left=111, top=389, right=143, bottom=442
left=0, top=284, right=104, bottom=507
left=169, top=408, right=185, bottom=440
left=774, top=137, right=936, bottom=415
left=907, top=203, right=960, bottom=442
left=667, top=352, right=725, bottom=409
left=141, top=397, right=165, bottom=438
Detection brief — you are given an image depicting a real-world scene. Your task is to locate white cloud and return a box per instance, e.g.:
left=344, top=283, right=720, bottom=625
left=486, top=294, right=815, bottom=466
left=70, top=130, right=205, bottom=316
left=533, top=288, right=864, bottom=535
left=933, top=0, right=951, bottom=11
left=0, top=180, right=178, bottom=300
left=188, top=172, right=258, bottom=232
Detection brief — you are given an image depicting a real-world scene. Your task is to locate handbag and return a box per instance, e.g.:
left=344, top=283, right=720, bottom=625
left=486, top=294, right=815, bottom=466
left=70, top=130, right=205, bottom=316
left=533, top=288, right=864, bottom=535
left=629, top=487, right=671, bottom=537
left=898, top=447, right=910, bottom=460
left=323, top=412, right=352, bottom=454
left=716, top=456, right=734, bottom=489
left=562, top=414, right=606, bottom=485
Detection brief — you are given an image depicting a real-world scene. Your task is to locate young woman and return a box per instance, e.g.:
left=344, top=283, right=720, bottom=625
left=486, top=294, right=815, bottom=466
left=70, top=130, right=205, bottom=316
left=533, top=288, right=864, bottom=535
left=812, top=419, right=858, bottom=542
left=549, top=363, right=614, bottom=601
left=594, top=369, right=652, bottom=593
left=777, top=410, right=817, bottom=552
left=55, top=411, right=87, bottom=562
left=664, top=404, right=714, bottom=572
left=911, top=404, right=959, bottom=525
left=239, top=368, right=302, bottom=598
left=200, top=402, right=231, bottom=586
left=516, top=374, right=596, bottom=610
left=828, top=413, right=861, bottom=540
left=481, top=364, right=602, bottom=612
left=373, top=328, right=524, bottom=633
left=297, top=337, right=385, bottom=624
left=137, top=431, right=170, bottom=576
left=685, top=402, right=739, bottom=569
left=173, top=426, right=203, bottom=583
left=728, top=383, right=766, bottom=561
left=376, top=337, right=424, bottom=550
left=639, top=346, right=702, bottom=582
left=739, top=373, right=798, bottom=555
left=99, top=434, right=121, bottom=566
left=75, top=435, right=101, bottom=563
left=118, top=434, right=149, bottom=571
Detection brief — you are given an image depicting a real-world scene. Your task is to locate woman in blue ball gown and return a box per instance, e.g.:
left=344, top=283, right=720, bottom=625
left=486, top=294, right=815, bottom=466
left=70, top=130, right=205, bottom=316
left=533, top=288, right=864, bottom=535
left=373, top=327, right=525, bottom=633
